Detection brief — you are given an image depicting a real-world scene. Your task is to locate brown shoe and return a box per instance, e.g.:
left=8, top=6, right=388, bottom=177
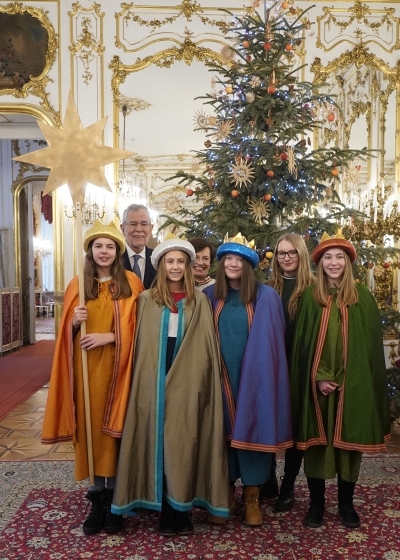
left=243, top=486, right=263, bottom=526
left=208, top=513, right=227, bottom=525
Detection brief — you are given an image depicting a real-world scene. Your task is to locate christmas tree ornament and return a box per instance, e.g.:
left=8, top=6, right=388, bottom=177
left=246, top=92, right=255, bottom=103
left=208, top=116, right=217, bottom=126
left=265, top=250, right=274, bottom=259
left=285, top=44, right=293, bottom=51
left=266, top=111, right=274, bottom=126
left=213, top=193, right=224, bottom=204
left=249, top=118, right=256, bottom=127
left=242, top=40, right=250, bottom=48
left=193, top=109, right=210, bottom=131
left=250, top=76, right=261, bottom=88
left=246, top=55, right=252, bottom=61
left=225, top=85, right=233, bottom=94
left=204, top=140, right=212, bottom=148
left=231, top=189, right=240, bottom=197
left=186, top=188, right=194, bottom=196
left=287, top=146, right=297, bottom=177
left=229, top=157, right=255, bottom=188
left=264, top=42, right=272, bottom=50
left=268, top=85, right=276, bottom=94
left=282, top=1, right=289, bottom=9
left=327, top=112, right=335, bottom=122
left=280, top=151, right=288, bottom=160
left=331, top=167, right=339, bottom=177
left=266, top=170, right=274, bottom=177
left=264, top=193, right=272, bottom=201
left=249, top=199, right=270, bottom=224
left=214, top=120, right=234, bottom=141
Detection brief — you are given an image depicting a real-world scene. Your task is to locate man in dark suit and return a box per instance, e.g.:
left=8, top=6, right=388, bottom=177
left=120, top=204, right=157, bottom=289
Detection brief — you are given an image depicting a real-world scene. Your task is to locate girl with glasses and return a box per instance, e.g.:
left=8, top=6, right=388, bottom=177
left=263, top=234, right=315, bottom=511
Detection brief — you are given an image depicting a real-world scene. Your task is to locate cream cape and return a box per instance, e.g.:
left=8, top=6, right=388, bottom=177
left=112, top=289, right=230, bottom=516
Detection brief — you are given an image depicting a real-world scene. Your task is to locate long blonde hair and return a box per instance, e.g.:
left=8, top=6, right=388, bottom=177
left=269, top=233, right=315, bottom=320
left=313, top=251, right=358, bottom=307
left=152, top=251, right=195, bottom=310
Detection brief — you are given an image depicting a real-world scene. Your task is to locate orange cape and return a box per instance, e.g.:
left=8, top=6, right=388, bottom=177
left=41, top=272, right=143, bottom=444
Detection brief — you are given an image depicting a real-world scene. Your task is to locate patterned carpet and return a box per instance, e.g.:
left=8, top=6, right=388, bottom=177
left=0, top=457, right=400, bottom=559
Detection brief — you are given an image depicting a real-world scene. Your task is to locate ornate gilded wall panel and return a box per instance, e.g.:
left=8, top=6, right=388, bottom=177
left=316, top=1, right=400, bottom=53
left=0, top=2, right=60, bottom=126
left=68, top=2, right=105, bottom=120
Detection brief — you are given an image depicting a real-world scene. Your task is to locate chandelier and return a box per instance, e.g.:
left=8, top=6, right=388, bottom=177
left=33, top=236, right=52, bottom=258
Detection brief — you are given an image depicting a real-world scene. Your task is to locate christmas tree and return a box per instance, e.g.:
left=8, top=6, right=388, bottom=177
left=162, top=2, right=369, bottom=259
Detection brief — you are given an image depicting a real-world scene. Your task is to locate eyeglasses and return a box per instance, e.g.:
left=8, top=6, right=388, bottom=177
left=277, top=250, right=298, bottom=260
left=124, top=221, right=151, bottom=228
left=195, top=256, right=211, bottom=263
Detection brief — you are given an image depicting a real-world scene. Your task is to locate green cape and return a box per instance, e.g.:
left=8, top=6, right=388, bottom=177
left=290, top=283, right=391, bottom=453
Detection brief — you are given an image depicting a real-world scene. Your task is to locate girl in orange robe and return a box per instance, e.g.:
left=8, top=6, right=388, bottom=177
left=41, top=220, right=143, bottom=535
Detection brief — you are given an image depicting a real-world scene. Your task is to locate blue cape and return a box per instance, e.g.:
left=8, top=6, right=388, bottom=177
left=204, top=283, right=292, bottom=451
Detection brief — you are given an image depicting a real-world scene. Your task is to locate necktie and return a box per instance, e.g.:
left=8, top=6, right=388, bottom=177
left=132, top=254, right=141, bottom=280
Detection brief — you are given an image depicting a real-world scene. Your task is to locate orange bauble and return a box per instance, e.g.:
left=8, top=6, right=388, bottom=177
left=266, top=170, right=274, bottom=177
left=280, top=152, right=288, bottom=160
left=225, top=86, right=233, bottom=94
left=246, top=55, right=252, bottom=61
left=331, top=168, right=339, bottom=177
left=264, top=42, right=272, bottom=50
left=231, top=189, right=239, bottom=197
left=186, top=188, right=194, bottom=196
left=327, top=112, right=335, bottom=122
left=242, top=40, right=250, bottom=48
left=268, top=85, right=276, bottom=94
left=265, top=251, right=274, bottom=259
left=264, top=193, right=272, bottom=201
left=383, top=262, right=391, bottom=269
left=282, top=1, right=289, bottom=9
left=285, top=44, right=293, bottom=51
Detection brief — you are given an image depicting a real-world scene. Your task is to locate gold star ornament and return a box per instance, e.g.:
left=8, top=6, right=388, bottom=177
left=13, top=91, right=135, bottom=206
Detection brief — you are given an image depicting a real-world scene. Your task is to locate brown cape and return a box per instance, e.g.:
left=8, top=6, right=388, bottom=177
left=112, top=290, right=230, bottom=517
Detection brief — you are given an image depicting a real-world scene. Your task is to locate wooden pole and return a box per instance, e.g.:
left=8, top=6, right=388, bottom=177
left=75, top=202, right=95, bottom=486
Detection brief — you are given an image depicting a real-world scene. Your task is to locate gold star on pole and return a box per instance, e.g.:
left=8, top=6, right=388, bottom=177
left=13, top=91, right=135, bottom=206
left=12, top=91, right=135, bottom=488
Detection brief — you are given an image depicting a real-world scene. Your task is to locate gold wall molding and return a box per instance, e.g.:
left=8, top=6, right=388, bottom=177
left=316, top=1, right=400, bottom=53
left=115, top=1, right=248, bottom=53
left=11, top=139, right=47, bottom=192
left=68, top=2, right=105, bottom=87
left=0, top=3, right=60, bottom=126
left=312, top=45, right=400, bottom=185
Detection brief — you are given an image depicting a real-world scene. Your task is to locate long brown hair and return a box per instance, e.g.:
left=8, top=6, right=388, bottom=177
left=313, top=250, right=358, bottom=307
left=152, top=251, right=195, bottom=310
left=269, top=233, right=315, bottom=320
left=84, top=240, right=132, bottom=300
left=214, top=255, right=257, bottom=305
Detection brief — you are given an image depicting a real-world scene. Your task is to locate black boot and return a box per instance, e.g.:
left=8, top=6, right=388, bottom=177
left=305, top=477, right=325, bottom=528
left=259, top=456, right=279, bottom=499
left=275, top=447, right=304, bottom=512
left=275, top=476, right=294, bottom=512
left=338, top=476, right=360, bottom=528
left=82, top=490, right=107, bottom=535
left=175, top=510, right=194, bottom=536
left=158, top=501, right=176, bottom=537
left=104, top=488, right=124, bottom=534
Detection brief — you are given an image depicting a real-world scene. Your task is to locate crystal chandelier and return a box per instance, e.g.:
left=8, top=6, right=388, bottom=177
left=33, top=236, right=52, bottom=258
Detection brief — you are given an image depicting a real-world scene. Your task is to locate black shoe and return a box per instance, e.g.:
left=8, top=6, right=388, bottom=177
left=104, top=489, right=124, bottom=534
left=339, top=504, right=360, bottom=528
left=158, top=502, right=176, bottom=537
left=305, top=504, right=324, bottom=528
left=275, top=487, right=294, bottom=512
left=82, top=490, right=107, bottom=535
left=259, top=474, right=279, bottom=499
left=175, top=510, right=194, bottom=536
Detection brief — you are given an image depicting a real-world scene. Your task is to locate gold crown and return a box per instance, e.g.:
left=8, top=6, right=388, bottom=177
left=223, top=232, right=255, bottom=249
left=320, top=228, right=346, bottom=243
left=83, top=219, right=126, bottom=253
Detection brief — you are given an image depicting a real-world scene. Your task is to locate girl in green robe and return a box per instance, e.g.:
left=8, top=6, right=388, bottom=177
left=290, top=231, right=391, bottom=529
